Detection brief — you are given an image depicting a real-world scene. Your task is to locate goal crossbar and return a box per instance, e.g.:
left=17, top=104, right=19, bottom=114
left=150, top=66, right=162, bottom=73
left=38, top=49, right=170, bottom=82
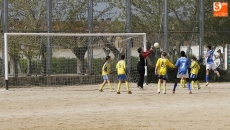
left=5, top=33, right=146, bottom=37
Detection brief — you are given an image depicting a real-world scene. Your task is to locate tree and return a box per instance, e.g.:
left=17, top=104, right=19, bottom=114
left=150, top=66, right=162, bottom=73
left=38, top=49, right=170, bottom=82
left=6, top=0, right=46, bottom=76
left=203, top=0, right=230, bottom=47
left=4, top=0, right=230, bottom=76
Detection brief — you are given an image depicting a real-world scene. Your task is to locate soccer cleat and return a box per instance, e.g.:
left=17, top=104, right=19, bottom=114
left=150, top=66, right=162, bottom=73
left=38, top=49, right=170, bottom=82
left=111, top=89, right=115, bottom=92
left=117, top=92, right=121, bottom=94
left=128, top=91, right=132, bottom=94
left=139, top=87, right=144, bottom=90
left=205, top=82, right=209, bottom=87
left=99, top=89, right=103, bottom=92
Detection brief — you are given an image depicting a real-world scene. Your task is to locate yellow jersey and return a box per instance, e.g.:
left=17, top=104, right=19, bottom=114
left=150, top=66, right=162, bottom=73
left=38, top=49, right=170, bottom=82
left=116, top=60, right=126, bottom=75
left=102, top=62, right=111, bottom=75
left=155, top=58, right=175, bottom=75
left=190, top=61, right=200, bottom=75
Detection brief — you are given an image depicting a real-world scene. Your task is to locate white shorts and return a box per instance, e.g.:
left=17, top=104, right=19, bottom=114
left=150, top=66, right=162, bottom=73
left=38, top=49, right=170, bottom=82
left=177, top=70, right=189, bottom=79
left=206, top=63, right=217, bottom=70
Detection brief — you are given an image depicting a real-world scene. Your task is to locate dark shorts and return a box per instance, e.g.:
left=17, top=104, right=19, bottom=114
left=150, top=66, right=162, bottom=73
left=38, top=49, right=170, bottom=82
left=158, top=75, right=167, bottom=80
left=117, top=74, right=127, bottom=81
left=190, top=74, right=198, bottom=79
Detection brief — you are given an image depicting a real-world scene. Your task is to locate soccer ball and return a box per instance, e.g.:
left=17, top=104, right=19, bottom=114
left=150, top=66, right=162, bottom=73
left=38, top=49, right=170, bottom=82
left=154, top=42, right=160, bottom=48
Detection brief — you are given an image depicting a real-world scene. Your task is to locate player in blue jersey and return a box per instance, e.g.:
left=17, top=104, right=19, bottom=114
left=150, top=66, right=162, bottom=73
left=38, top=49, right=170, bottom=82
left=172, top=51, right=192, bottom=94
left=205, top=46, right=220, bottom=86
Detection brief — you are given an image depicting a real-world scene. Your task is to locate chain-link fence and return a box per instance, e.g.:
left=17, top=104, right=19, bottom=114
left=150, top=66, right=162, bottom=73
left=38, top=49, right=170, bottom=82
left=1, top=0, right=230, bottom=88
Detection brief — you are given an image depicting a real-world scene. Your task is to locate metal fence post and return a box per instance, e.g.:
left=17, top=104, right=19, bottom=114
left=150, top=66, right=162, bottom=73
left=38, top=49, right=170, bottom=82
left=46, top=0, right=52, bottom=76
left=87, top=0, right=93, bottom=75
left=126, top=0, right=131, bottom=73
left=199, top=0, right=204, bottom=57
left=163, top=0, right=168, bottom=53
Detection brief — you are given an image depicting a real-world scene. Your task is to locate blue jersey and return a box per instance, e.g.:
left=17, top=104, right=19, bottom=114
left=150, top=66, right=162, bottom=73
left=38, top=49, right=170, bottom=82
left=175, top=57, right=190, bottom=74
left=206, top=50, right=214, bottom=64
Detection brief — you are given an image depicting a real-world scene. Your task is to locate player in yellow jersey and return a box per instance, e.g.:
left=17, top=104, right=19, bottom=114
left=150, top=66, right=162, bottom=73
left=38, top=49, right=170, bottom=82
left=99, top=56, right=115, bottom=92
left=116, top=54, right=132, bottom=94
left=155, top=51, right=175, bottom=94
left=190, top=56, right=201, bottom=89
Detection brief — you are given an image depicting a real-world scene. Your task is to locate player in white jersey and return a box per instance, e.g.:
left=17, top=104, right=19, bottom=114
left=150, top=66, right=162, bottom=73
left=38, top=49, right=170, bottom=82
left=205, top=46, right=220, bottom=87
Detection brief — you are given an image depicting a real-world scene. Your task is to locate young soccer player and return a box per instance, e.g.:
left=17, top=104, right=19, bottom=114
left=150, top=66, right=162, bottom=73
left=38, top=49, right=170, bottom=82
left=190, top=56, right=201, bottom=89
left=155, top=51, right=175, bottom=94
left=116, top=54, right=132, bottom=94
left=173, top=51, right=192, bottom=94
left=99, top=56, right=115, bottom=92
left=180, top=55, right=188, bottom=88
left=205, top=46, right=220, bottom=86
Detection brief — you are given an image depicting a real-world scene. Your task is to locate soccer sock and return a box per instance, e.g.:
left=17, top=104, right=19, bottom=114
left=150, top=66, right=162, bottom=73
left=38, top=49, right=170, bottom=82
left=173, top=83, right=177, bottom=91
left=117, top=82, right=121, bottom=92
left=183, top=79, right=186, bottom=87
left=187, top=82, right=191, bottom=91
left=108, top=82, right=113, bottom=90
left=125, top=82, right=130, bottom=91
left=191, top=81, right=194, bottom=89
left=196, top=81, right=201, bottom=88
left=157, top=81, right=161, bottom=92
left=180, top=79, right=182, bottom=87
left=181, top=79, right=186, bottom=87
left=99, top=82, right=106, bottom=90
left=206, top=75, right=209, bottom=82
left=183, top=79, right=185, bottom=87
left=183, top=80, right=187, bottom=88
left=163, top=86, right=166, bottom=93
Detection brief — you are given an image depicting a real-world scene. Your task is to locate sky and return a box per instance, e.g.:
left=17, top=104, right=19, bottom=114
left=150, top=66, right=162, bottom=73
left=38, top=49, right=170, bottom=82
left=94, top=2, right=121, bottom=20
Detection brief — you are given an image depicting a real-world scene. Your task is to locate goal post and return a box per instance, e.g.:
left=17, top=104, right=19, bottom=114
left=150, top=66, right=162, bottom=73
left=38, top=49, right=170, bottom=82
left=3, top=33, right=147, bottom=89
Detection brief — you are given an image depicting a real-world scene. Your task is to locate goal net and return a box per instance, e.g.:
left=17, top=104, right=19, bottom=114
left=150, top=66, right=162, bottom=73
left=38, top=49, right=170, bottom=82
left=3, top=33, right=147, bottom=89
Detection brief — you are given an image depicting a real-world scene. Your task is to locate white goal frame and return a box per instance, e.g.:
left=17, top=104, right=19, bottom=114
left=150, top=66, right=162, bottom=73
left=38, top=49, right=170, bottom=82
left=4, top=33, right=147, bottom=90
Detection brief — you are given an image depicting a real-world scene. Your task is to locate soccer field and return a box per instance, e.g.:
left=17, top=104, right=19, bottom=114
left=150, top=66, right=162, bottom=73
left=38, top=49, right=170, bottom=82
left=1, top=82, right=230, bottom=130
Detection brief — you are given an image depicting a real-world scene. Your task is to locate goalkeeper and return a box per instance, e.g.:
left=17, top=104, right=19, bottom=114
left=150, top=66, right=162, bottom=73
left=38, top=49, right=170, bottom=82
left=136, top=46, right=153, bottom=90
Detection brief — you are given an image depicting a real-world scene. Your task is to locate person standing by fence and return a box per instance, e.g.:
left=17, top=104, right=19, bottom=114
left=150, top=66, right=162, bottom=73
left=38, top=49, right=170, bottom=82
left=214, top=49, right=224, bottom=70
